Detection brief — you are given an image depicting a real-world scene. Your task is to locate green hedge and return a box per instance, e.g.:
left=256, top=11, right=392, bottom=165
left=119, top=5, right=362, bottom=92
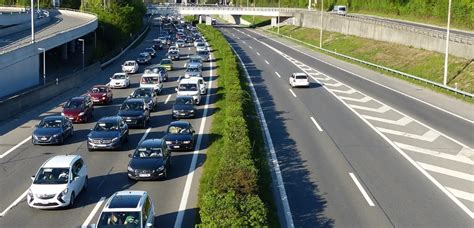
left=196, top=24, right=270, bottom=226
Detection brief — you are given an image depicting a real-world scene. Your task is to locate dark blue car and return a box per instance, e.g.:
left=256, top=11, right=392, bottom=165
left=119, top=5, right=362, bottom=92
left=127, top=139, right=171, bottom=180
left=32, top=116, right=74, bottom=145
left=87, top=116, right=129, bottom=151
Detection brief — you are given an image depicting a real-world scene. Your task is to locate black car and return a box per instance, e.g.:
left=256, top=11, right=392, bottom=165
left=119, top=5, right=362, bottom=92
left=129, top=88, right=159, bottom=111
left=127, top=139, right=171, bottom=180
left=185, top=35, right=194, bottom=43
left=32, top=116, right=74, bottom=145
left=172, top=96, right=196, bottom=119
left=152, top=42, right=163, bottom=50
left=87, top=116, right=129, bottom=151
left=117, top=98, right=150, bottom=128
left=163, top=121, right=195, bottom=151
left=136, top=53, right=151, bottom=65
left=144, top=47, right=157, bottom=58
left=167, top=50, right=180, bottom=61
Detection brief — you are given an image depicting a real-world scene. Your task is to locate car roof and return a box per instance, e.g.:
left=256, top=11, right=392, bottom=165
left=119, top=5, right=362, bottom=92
left=113, top=72, right=127, bottom=76
left=92, top=85, right=107, bottom=88
left=97, top=116, right=121, bottom=123
left=139, top=138, right=164, bottom=148
left=169, top=121, right=191, bottom=128
left=42, top=116, right=64, bottom=121
left=103, top=191, right=148, bottom=211
left=181, top=78, right=200, bottom=83
left=43, top=155, right=80, bottom=168
left=125, top=98, right=146, bottom=103
left=70, top=96, right=86, bottom=101
left=293, top=73, right=308, bottom=77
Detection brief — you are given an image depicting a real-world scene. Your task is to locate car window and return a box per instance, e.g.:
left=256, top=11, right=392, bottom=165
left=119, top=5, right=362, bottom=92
left=94, top=121, right=119, bottom=131
left=34, top=168, right=69, bottom=184
left=135, top=147, right=163, bottom=158
left=91, top=87, right=107, bottom=93
left=98, top=212, right=140, bottom=227
left=64, top=100, right=84, bottom=109
left=141, top=77, right=160, bottom=85
left=142, top=197, right=151, bottom=225
left=178, top=83, right=197, bottom=91
left=121, top=102, right=144, bottom=111
left=176, top=97, right=193, bottom=105
left=167, top=125, right=190, bottom=134
left=39, top=119, right=62, bottom=128
left=295, top=75, right=308, bottom=80
left=112, top=74, right=126, bottom=79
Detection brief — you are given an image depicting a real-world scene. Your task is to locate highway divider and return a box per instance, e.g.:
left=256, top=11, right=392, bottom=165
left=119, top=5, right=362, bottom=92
left=196, top=24, right=275, bottom=226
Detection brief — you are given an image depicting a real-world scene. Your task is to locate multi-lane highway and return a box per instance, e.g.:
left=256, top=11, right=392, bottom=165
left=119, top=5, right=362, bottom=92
left=218, top=24, right=473, bottom=227
left=0, top=24, right=215, bottom=227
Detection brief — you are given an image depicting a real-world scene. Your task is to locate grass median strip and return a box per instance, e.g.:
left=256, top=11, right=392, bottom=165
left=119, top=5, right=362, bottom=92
left=196, top=24, right=278, bottom=227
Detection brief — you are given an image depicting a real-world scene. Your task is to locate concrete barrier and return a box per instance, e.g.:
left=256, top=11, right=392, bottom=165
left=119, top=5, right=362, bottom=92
left=0, top=12, right=51, bottom=37
left=0, top=63, right=102, bottom=121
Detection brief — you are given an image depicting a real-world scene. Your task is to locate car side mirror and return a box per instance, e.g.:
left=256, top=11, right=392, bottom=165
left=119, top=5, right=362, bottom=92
left=31, top=175, right=35, bottom=181
left=175, top=88, right=178, bottom=92
left=128, top=154, right=132, bottom=158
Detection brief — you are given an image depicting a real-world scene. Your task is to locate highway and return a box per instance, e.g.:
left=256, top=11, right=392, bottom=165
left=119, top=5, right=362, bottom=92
left=217, top=24, right=473, bottom=227
left=0, top=25, right=216, bottom=227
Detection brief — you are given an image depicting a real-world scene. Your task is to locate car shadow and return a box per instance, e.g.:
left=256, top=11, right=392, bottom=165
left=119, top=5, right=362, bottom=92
left=154, top=208, right=198, bottom=228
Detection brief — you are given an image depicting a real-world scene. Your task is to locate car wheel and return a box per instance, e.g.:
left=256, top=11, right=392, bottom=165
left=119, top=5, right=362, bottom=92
left=69, top=192, right=75, bottom=208
left=83, top=176, right=88, bottom=191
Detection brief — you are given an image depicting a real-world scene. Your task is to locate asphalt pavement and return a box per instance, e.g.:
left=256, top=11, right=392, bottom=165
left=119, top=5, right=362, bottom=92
left=0, top=25, right=216, bottom=227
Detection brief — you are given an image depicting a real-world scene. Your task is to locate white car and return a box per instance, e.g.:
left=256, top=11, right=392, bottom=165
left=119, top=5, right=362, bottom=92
left=27, top=155, right=88, bottom=209
left=176, top=78, right=202, bottom=104
left=95, top=191, right=155, bottom=228
left=289, top=73, right=310, bottom=87
left=195, top=42, right=207, bottom=52
left=109, top=73, right=130, bottom=88
left=122, top=60, right=139, bottom=74
left=168, top=45, right=179, bottom=53
left=194, top=76, right=207, bottom=95
left=194, top=39, right=204, bottom=47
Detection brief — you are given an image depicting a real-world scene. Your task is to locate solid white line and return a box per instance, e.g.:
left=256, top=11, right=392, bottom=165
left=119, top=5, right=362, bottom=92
left=350, top=104, right=391, bottom=113
left=249, top=46, right=253, bottom=49
left=288, top=89, right=297, bottom=98
left=164, top=94, right=172, bottom=104
left=174, top=50, right=214, bottom=228
left=0, top=137, right=30, bottom=159
left=377, top=127, right=440, bottom=142
left=138, top=128, right=151, bottom=145
left=81, top=197, right=106, bottom=227
left=446, top=187, right=474, bottom=202
left=310, top=117, right=323, bottom=132
left=395, top=142, right=474, bottom=165
left=0, top=189, right=28, bottom=217
left=265, top=60, right=270, bottom=65
left=256, top=52, right=261, bottom=56
left=418, top=162, right=474, bottom=182
left=231, top=46, right=295, bottom=227
left=349, top=173, right=375, bottom=207
left=275, top=72, right=281, bottom=78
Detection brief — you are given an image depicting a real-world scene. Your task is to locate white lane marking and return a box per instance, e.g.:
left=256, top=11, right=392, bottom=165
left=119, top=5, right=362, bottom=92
left=339, top=96, right=372, bottom=103
left=138, top=128, right=151, bottom=145
left=164, top=94, right=172, bottom=104
left=275, top=72, right=281, bottom=78
left=457, top=147, right=474, bottom=158
left=395, top=142, right=474, bottom=165
left=350, top=104, right=391, bottom=113
left=183, top=63, right=187, bottom=67
left=323, top=81, right=343, bottom=87
left=242, top=41, right=246, bottom=44
left=349, top=173, right=375, bottom=207
left=329, top=88, right=357, bottom=94
left=174, top=50, right=215, bottom=228
left=288, top=89, right=297, bottom=98
left=188, top=47, right=191, bottom=50
left=81, top=197, right=106, bottom=227
left=249, top=46, right=253, bottom=49
left=418, top=162, right=474, bottom=182
left=265, top=60, right=270, bottom=65
left=446, top=187, right=474, bottom=202
left=231, top=45, right=295, bottom=227
left=310, top=117, right=323, bottom=132
left=250, top=29, right=474, bottom=124
left=256, top=52, right=261, bottom=56
left=0, top=189, right=28, bottom=217
left=0, top=137, right=30, bottom=159
left=362, top=115, right=412, bottom=126
left=377, top=128, right=440, bottom=142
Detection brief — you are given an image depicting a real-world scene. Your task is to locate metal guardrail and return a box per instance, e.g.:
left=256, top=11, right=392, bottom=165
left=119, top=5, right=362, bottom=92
left=266, top=29, right=473, bottom=98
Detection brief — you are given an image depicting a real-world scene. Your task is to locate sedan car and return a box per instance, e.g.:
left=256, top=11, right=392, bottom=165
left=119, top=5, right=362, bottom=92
left=168, top=45, right=179, bottom=54
left=27, top=155, right=87, bottom=209
left=136, top=52, right=151, bottom=65
left=167, top=50, right=180, bottom=61
left=144, top=47, right=157, bottom=58
left=129, top=87, right=159, bottom=111
left=87, top=85, right=113, bottom=104
left=121, top=60, right=139, bottom=74
left=172, top=96, right=196, bottom=119
left=194, top=39, right=204, bottom=47
left=197, top=50, right=210, bottom=62
left=188, top=55, right=203, bottom=68
left=176, top=39, right=185, bottom=47
left=117, top=98, right=150, bottom=129
left=289, top=72, right=310, bottom=87
left=163, top=121, right=195, bottom=151
left=160, top=58, right=173, bottom=71
left=32, top=116, right=74, bottom=145
left=87, top=116, right=129, bottom=151
left=195, top=42, right=207, bottom=52
left=184, top=66, right=202, bottom=78
left=127, top=139, right=171, bottom=180
left=61, top=96, right=94, bottom=123
left=109, top=73, right=130, bottom=89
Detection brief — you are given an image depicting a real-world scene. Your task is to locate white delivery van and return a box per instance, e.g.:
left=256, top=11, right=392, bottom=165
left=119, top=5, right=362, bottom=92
left=140, top=69, right=163, bottom=94
left=332, top=5, right=347, bottom=15
left=176, top=78, right=201, bottom=104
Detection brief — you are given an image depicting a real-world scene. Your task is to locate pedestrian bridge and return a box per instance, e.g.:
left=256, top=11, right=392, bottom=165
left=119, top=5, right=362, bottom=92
left=149, top=5, right=299, bottom=17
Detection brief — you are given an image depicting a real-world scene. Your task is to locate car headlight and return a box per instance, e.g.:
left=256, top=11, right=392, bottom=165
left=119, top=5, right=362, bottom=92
left=52, top=133, right=60, bottom=138
left=78, top=112, right=85, bottom=116
left=189, top=110, right=195, bottom=113
left=183, top=141, right=191, bottom=144
left=156, top=166, right=165, bottom=172
left=27, top=189, right=33, bottom=198
left=112, top=137, right=119, bottom=142
left=127, top=166, right=134, bottom=172
left=165, top=141, right=172, bottom=145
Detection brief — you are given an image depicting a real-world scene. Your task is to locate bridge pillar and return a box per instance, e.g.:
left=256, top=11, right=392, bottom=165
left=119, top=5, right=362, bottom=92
left=231, top=15, right=241, bottom=25
left=198, top=15, right=202, bottom=24
left=61, top=43, right=68, bottom=60
left=271, top=17, right=278, bottom=27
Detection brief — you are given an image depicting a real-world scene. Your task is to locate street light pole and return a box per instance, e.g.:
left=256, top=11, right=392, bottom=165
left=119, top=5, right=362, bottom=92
left=277, top=0, right=280, bottom=34
left=30, top=0, right=35, bottom=43
left=443, top=0, right=452, bottom=86
left=78, top=39, right=85, bottom=70
left=319, top=0, right=323, bottom=48
left=308, top=0, right=311, bottom=10
left=38, top=48, right=46, bottom=84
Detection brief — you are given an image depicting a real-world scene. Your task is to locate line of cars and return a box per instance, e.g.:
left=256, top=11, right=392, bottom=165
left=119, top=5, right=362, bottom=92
left=26, top=16, right=211, bottom=228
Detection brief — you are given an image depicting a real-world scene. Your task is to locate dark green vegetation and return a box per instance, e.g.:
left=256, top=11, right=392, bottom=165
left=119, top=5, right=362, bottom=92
left=268, top=25, right=474, bottom=102
left=196, top=24, right=277, bottom=227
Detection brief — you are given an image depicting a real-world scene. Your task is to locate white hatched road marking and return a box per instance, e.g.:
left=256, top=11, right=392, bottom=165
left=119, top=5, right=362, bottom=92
left=339, top=96, right=372, bottom=103
left=275, top=72, right=281, bottom=78
left=350, top=104, right=391, bottom=113
left=249, top=46, right=253, bottom=49
left=446, top=187, right=474, bottom=202
left=349, top=173, right=375, bottom=207
left=323, top=81, right=343, bottom=87
left=377, top=128, right=440, bottom=142
left=418, top=162, right=474, bottom=182
left=395, top=142, right=474, bottom=165
left=329, top=88, right=357, bottom=94
left=82, top=197, right=106, bottom=227
left=457, top=147, right=474, bottom=158
left=362, top=115, right=412, bottom=126
left=265, top=60, right=270, bottom=65
left=256, top=52, right=261, bottom=56
left=288, top=89, right=297, bottom=97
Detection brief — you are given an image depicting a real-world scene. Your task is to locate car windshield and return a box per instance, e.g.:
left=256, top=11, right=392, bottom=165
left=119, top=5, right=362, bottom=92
left=167, top=125, right=190, bottom=134
left=97, top=211, right=140, bottom=228
left=112, top=74, right=126, bottom=80
left=197, top=43, right=205, bottom=47
left=94, top=121, right=119, bottom=131
left=169, top=51, right=178, bottom=55
left=132, top=89, right=152, bottom=97
left=121, top=102, right=144, bottom=111
left=198, top=51, right=208, bottom=55
left=124, top=62, right=135, bottom=66
left=141, top=77, right=159, bottom=84
left=64, top=99, right=84, bottom=109
left=161, top=60, right=172, bottom=65
left=295, top=75, right=308, bottom=80
left=134, top=147, right=163, bottom=158
left=190, top=58, right=200, bottom=63
left=91, top=87, right=107, bottom=93
left=178, top=83, right=197, bottom=91
left=38, top=119, right=62, bottom=128
left=140, top=53, right=148, bottom=58
left=175, top=97, right=193, bottom=105
left=186, top=67, right=199, bottom=72
left=33, top=168, right=69, bottom=185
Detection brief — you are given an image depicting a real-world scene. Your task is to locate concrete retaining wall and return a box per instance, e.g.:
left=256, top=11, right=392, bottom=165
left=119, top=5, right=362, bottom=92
left=0, top=63, right=101, bottom=121
left=291, top=11, right=473, bottom=59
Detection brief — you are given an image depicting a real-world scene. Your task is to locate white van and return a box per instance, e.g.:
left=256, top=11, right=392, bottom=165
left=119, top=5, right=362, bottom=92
left=332, top=5, right=347, bottom=15
left=140, top=70, right=163, bottom=94
left=176, top=78, right=201, bottom=104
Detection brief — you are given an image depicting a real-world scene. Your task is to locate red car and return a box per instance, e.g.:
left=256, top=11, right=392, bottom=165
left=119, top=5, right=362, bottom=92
left=87, top=85, right=113, bottom=104
left=61, top=96, right=94, bottom=123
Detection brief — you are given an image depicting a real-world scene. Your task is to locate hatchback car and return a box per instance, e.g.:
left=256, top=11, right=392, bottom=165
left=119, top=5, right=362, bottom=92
left=137, top=52, right=151, bottom=65
left=27, top=155, right=88, bottom=209
left=163, top=121, right=195, bottom=151
left=61, top=96, right=94, bottom=123
left=32, top=116, right=74, bottom=145
left=167, top=50, right=180, bottom=61
left=127, top=139, right=171, bottom=180
left=129, top=88, right=159, bottom=111
left=95, top=191, right=155, bottom=228
left=87, top=85, right=113, bottom=104
left=109, top=73, right=130, bottom=89
left=144, top=47, right=157, bottom=58
left=172, top=96, right=196, bottom=119
left=289, top=72, right=310, bottom=87
left=159, top=58, right=173, bottom=71
left=122, top=60, right=139, bottom=74
left=87, top=116, right=129, bottom=151
left=118, top=99, right=151, bottom=129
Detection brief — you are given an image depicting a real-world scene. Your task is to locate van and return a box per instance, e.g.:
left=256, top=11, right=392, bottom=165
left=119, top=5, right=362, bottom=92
left=176, top=78, right=201, bottom=104
left=332, top=5, right=347, bottom=15
left=140, top=70, right=163, bottom=94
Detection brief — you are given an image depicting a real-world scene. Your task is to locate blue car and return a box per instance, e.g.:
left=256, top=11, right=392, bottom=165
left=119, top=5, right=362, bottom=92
left=87, top=116, right=129, bottom=151
left=32, top=116, right=74, bottom=145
